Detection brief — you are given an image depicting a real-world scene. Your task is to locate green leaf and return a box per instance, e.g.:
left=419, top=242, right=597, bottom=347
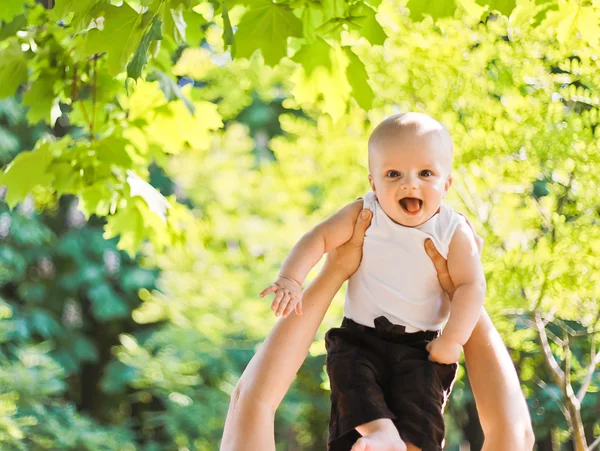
left=301, top=6, right=323, bottom=43
left=147, top=69, right=195, bottom=114
left=532, top=179, right=549, bottom=199
left=50, top=0, right=105, bottom=30
left=321, top=0, right=347, bottom=20
left=292, top=38, right=332, bottom=75
left=88, top=283, right=129, bottom=320
left=17, top=282, right=47, bottom=303
left=182, top=9, right=207, bottom=46
left=22, top=72, right=55, bottom=124
left=0, top=14, right=27, bottom=42
left=476, top=0, right=516, bottom=16
left=83, top=4, right=145, bottom=75
left=103, top=199, right=145, bottom=257
left=343, top=47, right=373, bottom=110
left=0, top=143, right=54, bottom=208
left=222, top=1, right=235, bottom=56
left=127, top=16, right=163, bottom=81
left=95, top=135, right=134, bottom=168
left=0, top=246, right=27, bottom=284
left=79, top=184, right=113, bottom=217
left=127, top=171, right=170, bottom=221
left=121, top=267, right=156, bottom=292
left=0, top=40, right=28, bottom=99
left=163, top=5, right=187, bottom=43
left=0, top=128, right=20, bottom=155
left=290, top=44, right=351, bottom=121
left=349, top=5, right=386, bottom=45
left=73, top=335, right=99, bottom=363
left=78, top=184, right=111, bottom=219
left=234, top=0, right=303, bottom=66
left=101, top=361, right=138, bottom=393
left=539, top=1, right=578, bottom=44
left=0, top=0, right=29, bottom=24
left=30, top=310, right=62, bottom=339
left=407, top=0, right=457, bottom=21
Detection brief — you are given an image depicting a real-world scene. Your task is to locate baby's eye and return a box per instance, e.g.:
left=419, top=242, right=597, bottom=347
left=420, top=170, right=433, bottom=177
left=387, top=170, right=401, bottom=178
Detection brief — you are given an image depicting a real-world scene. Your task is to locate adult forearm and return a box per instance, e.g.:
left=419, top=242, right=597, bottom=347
left=221, top=390, right=276, bottom=451
left=220, top=268, right=346, bottom=451
left=464, top=309, right=534, bottom=450
left=442, top=283, right=485, bottom=345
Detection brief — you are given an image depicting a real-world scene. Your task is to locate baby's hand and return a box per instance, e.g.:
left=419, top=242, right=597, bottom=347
left=425, top=336, right=462, bottom=365
left=260, top=276, right=303, bottom=318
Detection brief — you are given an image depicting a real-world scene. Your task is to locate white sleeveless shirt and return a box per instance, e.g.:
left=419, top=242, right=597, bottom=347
left=344, top=191, right=467, bottom=332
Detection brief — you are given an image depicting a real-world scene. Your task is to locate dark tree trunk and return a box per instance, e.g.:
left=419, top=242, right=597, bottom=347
left=536, top=434, right=553, bottom=451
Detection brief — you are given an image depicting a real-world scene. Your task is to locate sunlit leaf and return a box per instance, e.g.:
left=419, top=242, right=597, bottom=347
left=235, top=0, right=303, bottom=66
left=127, top=16, right=163, bottom=81
left=83, top=4, right=145, bottom=75
left=0, top=143, right=54, bottom=208
left=0, top=41, right=28, bottom=99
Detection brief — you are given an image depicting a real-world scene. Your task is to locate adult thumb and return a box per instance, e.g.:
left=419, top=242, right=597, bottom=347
left=350, top=209, right=372, bottom=245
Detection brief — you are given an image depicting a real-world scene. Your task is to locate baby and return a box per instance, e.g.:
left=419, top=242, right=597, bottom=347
left=260, top=112, right=485, bottom=451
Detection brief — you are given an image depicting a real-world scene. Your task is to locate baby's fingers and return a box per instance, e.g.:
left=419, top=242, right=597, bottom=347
left=260, top=285, right=277, bottom=298
left=275, top=291, right=290, bottom=317
left=283, top=298, right=299, bottom=318
left=271, top=289, right=285, bottom=314
left=294, top=300, right=303, bottom=316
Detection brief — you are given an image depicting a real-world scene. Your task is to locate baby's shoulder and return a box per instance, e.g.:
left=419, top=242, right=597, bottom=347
left=360, top=191, right=379, bottom=213
left=439, top=203, right=466, bottom=224
left=435, top=204, right=469, bottom=245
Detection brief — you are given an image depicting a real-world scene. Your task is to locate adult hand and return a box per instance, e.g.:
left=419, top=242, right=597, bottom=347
left=323, top=209, right=372, bottom=280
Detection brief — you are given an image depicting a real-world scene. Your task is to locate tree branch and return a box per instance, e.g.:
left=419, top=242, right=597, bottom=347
left=534, top=376, right=569, bottom=419
left=71, top=64, right=94, bottom=138
left=589, top=434, right=600, bottom=451
left=576, top=337, right=600, bottom=403
left=535, top=311, right=565, bottom=386
left=522, top=317, right=564, bottom=346
left=572, top=328, right=600, bottom=339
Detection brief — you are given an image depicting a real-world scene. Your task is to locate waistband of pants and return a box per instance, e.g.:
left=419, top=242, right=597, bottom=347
left=342, top=316, right=440, bottom=342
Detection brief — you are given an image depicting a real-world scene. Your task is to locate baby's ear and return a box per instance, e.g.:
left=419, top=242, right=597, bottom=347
left=444, top=175, right=453, bottom=195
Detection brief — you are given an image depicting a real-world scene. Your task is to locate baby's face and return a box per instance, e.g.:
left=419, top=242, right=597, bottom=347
left=368, top=128, right=452, bottom=227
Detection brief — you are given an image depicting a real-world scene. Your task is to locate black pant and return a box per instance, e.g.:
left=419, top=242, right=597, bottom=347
left=325, top=316, right=457, bottom=451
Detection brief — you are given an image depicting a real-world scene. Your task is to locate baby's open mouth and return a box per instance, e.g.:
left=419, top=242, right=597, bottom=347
left=399, top=197, right=423, bottom=214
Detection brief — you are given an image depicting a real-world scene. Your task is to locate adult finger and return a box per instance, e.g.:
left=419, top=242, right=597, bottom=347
left=424, top=239, right=456, bottom=299
left=348, top=209, right=372, bottom=247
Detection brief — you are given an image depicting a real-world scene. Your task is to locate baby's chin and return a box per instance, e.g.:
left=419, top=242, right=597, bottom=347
left=385, top=205, right=437, bottom=228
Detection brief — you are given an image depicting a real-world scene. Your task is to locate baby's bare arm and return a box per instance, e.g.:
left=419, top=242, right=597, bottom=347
left=441, top=223, right=486, bottom=345
left=278, top=199, right=365, bottom=286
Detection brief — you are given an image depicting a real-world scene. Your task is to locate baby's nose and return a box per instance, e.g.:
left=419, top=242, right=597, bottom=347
left=400, top=179, right=418, bottom=190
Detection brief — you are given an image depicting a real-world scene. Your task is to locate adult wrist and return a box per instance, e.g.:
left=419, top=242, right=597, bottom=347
left=322, top=259, right=351, bottom=285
